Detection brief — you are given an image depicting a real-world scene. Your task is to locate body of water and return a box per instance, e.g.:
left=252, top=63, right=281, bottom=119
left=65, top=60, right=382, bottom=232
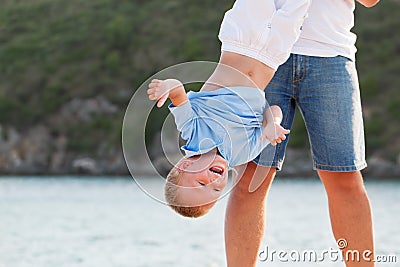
left=0, top=176, right=398, bottom=267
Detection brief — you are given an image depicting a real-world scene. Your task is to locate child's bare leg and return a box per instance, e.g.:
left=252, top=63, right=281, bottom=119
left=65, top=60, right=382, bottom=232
left=262, top=105, right=290, bottom=145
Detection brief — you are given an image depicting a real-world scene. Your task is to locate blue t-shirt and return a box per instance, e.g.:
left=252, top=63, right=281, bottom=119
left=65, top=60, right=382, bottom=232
left=168, top=87, right=270, bottom=167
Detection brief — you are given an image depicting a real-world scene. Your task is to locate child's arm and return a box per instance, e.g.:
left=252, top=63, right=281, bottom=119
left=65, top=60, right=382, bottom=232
left=356, top=0, right=379, bottom=8
left=147, top=79, right=188, bottom=107
left=261, top=105, right=290, bottom=146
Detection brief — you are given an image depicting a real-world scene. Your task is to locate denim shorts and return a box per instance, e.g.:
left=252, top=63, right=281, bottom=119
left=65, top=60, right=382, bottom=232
left=253, top=54, right=367, bottom=172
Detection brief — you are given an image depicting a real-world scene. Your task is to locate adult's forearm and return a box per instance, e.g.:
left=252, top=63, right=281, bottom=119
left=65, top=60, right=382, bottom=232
left=263, top=0, right=312, bottom=69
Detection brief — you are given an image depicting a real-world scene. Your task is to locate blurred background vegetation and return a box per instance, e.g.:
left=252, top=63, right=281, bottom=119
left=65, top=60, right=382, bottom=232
left=0, top=0, right=399, bottom=175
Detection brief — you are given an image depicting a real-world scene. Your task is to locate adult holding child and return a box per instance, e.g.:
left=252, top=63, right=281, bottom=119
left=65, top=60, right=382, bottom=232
left=223, top=0, right=380, bottom=267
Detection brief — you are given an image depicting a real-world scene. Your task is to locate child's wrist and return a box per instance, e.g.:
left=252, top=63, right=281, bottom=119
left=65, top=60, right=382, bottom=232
left=273, top=118, right=282, bottom=125
left=169, top=86, right=185, bottom=98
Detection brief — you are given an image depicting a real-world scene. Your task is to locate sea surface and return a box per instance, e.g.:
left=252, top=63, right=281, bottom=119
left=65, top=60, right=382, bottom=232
left=0, top=176, right=399, bottom=267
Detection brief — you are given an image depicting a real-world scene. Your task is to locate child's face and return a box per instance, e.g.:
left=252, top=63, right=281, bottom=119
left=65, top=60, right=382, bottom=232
left=176, top=150, right=228, bottom=207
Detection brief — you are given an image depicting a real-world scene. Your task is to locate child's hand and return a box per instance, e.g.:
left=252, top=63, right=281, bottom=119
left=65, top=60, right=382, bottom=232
left=148, top=78, right=187, bottom=108
left=147, top=79, right=171, bottom=108
left=261, top=123, right=290, bottom=146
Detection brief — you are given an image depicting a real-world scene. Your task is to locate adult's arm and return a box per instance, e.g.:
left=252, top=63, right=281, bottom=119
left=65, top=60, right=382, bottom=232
left=218, top=0, right=311, bottom=71
left=263, top=0, right=312, bottom=69
left=357, top=0, right=380, bottom=8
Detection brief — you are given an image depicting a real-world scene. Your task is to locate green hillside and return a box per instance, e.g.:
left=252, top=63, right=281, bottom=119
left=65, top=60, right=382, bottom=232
left=0, top=0, right=399, bottom=173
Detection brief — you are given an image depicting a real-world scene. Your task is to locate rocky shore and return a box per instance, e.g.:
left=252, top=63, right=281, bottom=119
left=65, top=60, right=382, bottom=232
left=0, top=124, right=127, bottom=175
left=0, top=92, right=398, bottom=178
left=0, top=123, right=399, bottom=179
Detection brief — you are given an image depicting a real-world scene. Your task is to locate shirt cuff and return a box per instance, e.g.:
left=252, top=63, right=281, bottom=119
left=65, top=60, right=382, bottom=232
left=168, top=101, right=194, bottom=131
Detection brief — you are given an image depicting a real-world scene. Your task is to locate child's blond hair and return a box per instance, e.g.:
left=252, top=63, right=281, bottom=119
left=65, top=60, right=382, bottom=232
left=164, top=163, right=212, bottom=218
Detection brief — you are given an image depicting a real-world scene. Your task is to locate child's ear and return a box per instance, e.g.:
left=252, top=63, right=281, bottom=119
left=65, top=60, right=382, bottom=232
left=177, top=160, right=191, bottom=172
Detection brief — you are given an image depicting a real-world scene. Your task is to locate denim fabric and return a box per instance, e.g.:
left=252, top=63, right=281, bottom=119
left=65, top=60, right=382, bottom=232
left=253, top=54, right=367, bottom=172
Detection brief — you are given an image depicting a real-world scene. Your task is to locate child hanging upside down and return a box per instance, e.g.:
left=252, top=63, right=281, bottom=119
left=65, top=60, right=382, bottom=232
left=148, top=0, right=310, bottom=218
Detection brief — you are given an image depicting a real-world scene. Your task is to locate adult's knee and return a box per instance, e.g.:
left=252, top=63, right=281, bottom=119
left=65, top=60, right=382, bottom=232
left=319, top=170, right=367, bottom=196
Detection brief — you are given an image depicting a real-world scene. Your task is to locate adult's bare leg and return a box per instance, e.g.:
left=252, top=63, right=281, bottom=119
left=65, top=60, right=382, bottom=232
left=319, top=170, right=375, bottom=267
left=225, top=162, right=276, bottom=267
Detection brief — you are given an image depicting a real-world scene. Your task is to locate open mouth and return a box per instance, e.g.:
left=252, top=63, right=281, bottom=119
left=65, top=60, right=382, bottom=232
left=209, top=166, right=225, bottom=176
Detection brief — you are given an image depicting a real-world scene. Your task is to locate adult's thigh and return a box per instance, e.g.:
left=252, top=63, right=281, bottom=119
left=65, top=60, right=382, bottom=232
left=297, top=56, right=366, bottom=172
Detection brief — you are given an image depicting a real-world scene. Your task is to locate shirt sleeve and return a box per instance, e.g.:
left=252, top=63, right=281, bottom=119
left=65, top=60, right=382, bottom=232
left=264, top=0, right=311, bottom=69
left=168, top=101, right=195, bottom=135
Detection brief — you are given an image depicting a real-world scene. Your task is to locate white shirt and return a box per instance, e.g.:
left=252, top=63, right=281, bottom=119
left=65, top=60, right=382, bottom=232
left=218, top=0, right=357, bottom=70
left=292, top=0, right=357, bottom=61
left=218, top=0, right=311, bottom=70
